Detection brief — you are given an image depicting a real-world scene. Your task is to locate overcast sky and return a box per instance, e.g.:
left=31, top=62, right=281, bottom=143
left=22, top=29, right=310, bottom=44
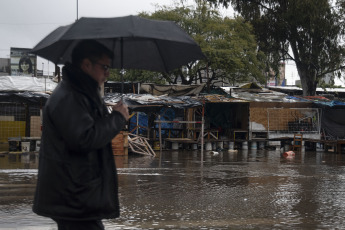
left=0, top=0, right=180, bottom=58
left=0, top=0, right=307, bottom=85
left=0, top=0, right=233, bottom=75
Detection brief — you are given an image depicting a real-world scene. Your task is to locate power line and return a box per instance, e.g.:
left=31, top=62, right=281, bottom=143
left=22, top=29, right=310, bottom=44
left=0, top=21, right=70, bottom=26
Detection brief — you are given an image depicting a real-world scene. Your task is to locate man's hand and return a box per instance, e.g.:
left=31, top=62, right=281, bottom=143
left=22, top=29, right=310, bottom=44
left=112, top=101, right=129, bottom=121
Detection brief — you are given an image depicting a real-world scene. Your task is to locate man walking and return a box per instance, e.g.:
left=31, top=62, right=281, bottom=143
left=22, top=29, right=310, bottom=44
left=33, top=40, right=129, bottom=230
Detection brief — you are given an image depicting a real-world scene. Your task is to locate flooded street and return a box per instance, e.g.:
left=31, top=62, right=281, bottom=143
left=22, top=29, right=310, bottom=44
left=2, top=149, right=345, bottom=229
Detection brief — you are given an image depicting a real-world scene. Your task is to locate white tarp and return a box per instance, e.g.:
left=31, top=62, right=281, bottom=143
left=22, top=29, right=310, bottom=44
left=140, top=83, right=205, bottom=96
left=0, top=76, right=57, bottom=92
left=221, top=86, right=293, bottom=102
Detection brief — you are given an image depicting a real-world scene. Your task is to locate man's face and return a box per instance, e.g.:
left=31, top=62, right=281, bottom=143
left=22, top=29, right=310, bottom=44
left=84, top=55, right=111, bottom=85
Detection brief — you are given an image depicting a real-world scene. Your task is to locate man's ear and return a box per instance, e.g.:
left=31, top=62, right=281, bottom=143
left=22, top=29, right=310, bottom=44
left=80, top=58, right=92, bottom=73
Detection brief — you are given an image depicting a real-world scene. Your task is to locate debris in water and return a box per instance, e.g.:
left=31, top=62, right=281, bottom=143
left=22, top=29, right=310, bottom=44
left=283, top=150, right=295, bottom=158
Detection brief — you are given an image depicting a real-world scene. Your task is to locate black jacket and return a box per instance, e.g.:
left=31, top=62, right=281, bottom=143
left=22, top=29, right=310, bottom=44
left=33, top=63, right=126, bottom=220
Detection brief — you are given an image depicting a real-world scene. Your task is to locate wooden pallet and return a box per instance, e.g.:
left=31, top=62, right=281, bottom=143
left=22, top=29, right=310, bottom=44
left=128, top=133, right=156, bottom=157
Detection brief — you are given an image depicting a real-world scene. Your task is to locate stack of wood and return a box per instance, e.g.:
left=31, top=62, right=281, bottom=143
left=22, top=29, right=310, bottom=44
left=111, top=131, right=128, bottom=156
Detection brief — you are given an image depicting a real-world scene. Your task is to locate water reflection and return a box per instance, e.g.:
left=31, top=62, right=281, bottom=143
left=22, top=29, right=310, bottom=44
left=2, top=150, right=345, bottom=229
left=0, top=152, right=39, bottom=169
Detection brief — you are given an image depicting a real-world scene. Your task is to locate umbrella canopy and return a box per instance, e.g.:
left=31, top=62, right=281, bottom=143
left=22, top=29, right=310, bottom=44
left=32, top=15, right=205, bottom=73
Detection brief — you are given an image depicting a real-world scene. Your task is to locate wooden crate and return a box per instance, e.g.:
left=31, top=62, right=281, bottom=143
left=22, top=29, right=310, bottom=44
left=111, top=131, right=128, bottom=156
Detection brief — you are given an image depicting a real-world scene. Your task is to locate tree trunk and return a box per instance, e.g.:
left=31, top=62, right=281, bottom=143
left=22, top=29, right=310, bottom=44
left=290, top=36, right=318, bottom=96
left=297, top=66, right=317, bottom=96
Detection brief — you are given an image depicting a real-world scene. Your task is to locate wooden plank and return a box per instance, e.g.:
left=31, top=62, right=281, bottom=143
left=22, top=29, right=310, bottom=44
left=144, top=138, right=156, bottom=156
left=165, top=138, right=197, bottom=144
left=128, top=133, right=155, bottom=157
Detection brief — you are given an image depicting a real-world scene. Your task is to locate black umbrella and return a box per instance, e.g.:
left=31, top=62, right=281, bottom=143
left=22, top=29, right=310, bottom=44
left=32, top=15, right=205, bottom=73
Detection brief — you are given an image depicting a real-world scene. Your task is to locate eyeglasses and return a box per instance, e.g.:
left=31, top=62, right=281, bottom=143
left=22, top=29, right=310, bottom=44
left=93, top=62, right=110, bottom=72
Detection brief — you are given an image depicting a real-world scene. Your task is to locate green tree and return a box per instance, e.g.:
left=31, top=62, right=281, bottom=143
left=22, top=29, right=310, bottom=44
left=108, top=69, right=165, bottom=84
left=206, top=0, right=345, bottom=96
left=137, top=1, right=265, bottom=87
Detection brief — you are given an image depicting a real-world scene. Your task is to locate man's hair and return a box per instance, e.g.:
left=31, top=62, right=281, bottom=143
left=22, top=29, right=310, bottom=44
left=71, top=40, right=114, bottom=66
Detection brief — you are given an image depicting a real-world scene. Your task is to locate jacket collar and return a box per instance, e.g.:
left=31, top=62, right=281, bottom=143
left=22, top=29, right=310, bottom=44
left=62, top=62, right=102, bottom=105
left=62, top=62, right=99, bottom=91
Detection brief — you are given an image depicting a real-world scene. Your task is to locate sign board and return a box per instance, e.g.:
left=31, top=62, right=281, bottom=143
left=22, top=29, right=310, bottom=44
left=10, top=48, right=37, bottom=76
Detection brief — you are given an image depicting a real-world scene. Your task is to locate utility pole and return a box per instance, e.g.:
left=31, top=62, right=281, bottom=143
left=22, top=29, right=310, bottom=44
left=76, top=0, right=78, bottom=21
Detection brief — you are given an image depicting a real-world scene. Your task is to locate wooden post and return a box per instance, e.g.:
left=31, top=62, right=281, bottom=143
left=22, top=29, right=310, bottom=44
left=136, top=112, right=139, bottom=135
left=25, top=103, right=30, bottom=137
left=201, top=102, right=205, bottom=162
left=147, top=112, right=151, bottom=139
left=55, top=64, right=61, bottom=82
left=159, top=115, right=162, bottom=153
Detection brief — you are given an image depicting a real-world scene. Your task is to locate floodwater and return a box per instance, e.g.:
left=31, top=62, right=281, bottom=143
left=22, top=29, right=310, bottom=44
left=1, top=149, right=345, bottom=229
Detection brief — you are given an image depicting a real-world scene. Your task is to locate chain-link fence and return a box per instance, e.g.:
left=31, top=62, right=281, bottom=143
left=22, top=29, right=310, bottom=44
left=267, top=108, right=320, bottom=133
left=0, top=102, right=41, bottom=143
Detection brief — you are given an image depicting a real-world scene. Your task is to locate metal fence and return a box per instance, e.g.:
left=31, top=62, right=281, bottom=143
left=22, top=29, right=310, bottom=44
left=0, top=102, right=41, bottom=142
left=267, top=108, right=321, bottom=133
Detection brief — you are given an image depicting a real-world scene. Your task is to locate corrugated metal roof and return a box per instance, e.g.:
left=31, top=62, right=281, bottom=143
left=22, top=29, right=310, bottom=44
left=221, top=87, right=298, bottom=102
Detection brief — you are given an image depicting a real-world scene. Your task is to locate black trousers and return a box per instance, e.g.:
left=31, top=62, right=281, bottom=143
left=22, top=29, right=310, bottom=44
left=53, top=219, right=104, bottom=230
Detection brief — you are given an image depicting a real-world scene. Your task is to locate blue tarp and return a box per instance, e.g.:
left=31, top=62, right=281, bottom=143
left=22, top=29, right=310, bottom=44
left=285, top=96, right=345, bottom=107
left=129, top=108, right=176, bottom=137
